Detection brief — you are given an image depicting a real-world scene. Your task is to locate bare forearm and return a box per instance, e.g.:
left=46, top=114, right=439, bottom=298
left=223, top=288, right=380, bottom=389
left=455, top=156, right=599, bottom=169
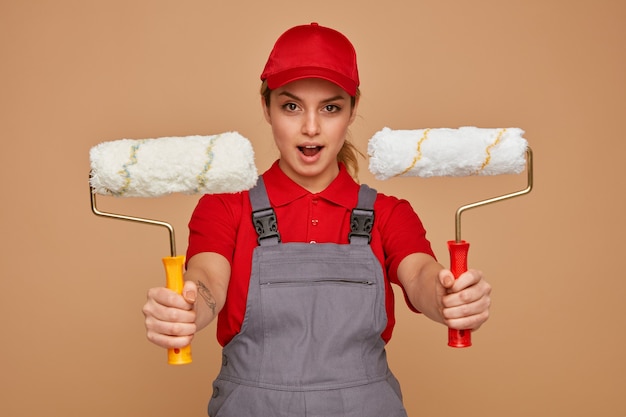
left=184, top=252, right=230, bottom=331
left=398, top=252, right=492, bottom=331
left=187, top=274, right=219, bottom=330
left=397, top=253, right=447, bottom=324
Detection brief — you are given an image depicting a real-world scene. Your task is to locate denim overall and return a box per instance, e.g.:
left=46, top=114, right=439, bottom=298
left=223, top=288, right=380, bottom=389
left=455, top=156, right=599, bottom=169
left=208, top=177, right=408, bottom=417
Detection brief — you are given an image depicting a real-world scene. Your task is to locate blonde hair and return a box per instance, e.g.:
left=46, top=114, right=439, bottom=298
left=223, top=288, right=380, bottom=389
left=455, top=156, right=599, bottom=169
left=260, top=81, right=364, bottom=180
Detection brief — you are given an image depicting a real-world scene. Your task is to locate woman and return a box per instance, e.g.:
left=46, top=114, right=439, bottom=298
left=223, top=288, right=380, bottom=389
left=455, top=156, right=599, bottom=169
left=143, top=23, right=491, bottom=417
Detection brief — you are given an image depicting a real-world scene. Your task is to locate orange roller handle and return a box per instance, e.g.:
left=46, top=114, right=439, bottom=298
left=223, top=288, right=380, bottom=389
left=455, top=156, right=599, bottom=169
left=447, top=240, right=472, bottom=348
left=162, top=255, right=193, bottom=365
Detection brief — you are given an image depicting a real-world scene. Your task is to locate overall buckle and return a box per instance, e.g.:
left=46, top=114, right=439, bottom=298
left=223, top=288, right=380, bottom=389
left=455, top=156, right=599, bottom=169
left=348, top=208, right=374, bottom=243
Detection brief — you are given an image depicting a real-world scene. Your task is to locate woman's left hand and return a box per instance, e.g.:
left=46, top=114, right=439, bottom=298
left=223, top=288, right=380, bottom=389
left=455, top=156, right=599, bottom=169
left=436, top=269, right=492, bottom=331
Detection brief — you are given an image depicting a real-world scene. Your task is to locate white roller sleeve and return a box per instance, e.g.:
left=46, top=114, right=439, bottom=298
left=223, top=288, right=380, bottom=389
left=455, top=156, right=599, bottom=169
left=368, top=127, right=528, bottom=180
left=89, top=132, right=257, bottom=197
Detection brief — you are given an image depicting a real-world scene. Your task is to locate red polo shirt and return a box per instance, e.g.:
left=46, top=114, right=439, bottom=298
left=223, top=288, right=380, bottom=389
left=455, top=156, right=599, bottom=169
left=187, top=161, right=435, bottom=346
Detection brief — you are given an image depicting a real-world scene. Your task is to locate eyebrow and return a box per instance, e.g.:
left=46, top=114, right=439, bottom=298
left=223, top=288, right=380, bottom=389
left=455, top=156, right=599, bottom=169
left=277, top=91, right=346, bottom=104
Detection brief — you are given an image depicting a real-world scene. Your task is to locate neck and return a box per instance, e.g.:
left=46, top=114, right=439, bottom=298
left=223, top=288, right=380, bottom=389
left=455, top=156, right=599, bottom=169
left=278, top=160, right=339, bottom=193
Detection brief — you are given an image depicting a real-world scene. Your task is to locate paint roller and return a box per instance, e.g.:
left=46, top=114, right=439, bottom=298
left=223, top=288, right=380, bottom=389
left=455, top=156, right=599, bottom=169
left=368, top=126, right=533, bottom=348
left=89, top=132, right=257, bottom=364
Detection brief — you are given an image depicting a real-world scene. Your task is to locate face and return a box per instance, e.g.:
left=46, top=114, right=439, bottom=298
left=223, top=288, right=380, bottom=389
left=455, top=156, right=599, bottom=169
left=262, top=78, right=358, bottom=193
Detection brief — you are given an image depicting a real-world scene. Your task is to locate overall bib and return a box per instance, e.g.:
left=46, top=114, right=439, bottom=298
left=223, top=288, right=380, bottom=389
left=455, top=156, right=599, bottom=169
left=208, top=178, right=408, bottom=417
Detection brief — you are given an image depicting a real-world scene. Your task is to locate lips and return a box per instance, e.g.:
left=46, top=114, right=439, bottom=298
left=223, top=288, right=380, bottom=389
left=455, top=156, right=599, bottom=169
left=298, top=145, right=323, bottom=157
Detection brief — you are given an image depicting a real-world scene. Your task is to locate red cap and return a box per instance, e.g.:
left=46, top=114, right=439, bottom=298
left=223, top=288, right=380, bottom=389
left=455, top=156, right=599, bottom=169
left=260, top=23, right=359, bottom=96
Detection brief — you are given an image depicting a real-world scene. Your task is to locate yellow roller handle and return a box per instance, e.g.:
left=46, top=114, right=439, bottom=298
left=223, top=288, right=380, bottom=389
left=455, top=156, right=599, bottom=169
left=162, top=255, right=193, bottom=365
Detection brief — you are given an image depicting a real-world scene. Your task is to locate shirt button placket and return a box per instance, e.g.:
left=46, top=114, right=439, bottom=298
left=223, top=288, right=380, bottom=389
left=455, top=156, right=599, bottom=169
left=309, top=197, right=319, bottom=242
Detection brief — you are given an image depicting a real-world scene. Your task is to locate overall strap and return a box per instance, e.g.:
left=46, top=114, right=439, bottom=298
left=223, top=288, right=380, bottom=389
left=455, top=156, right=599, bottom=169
left=348, top=184, right=377, bottom=245
left=250, top=179, right=376, bottom=246
left=249, top=176, right=281, bottom=246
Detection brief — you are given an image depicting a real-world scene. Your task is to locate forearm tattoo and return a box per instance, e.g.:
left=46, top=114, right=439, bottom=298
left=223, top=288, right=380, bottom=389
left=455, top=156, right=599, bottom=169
left=196, top=281, right=217, bottom=315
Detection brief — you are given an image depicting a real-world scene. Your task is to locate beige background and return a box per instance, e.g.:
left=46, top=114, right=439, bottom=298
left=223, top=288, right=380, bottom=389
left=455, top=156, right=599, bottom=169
left=2, top=1, right=624, bottom=416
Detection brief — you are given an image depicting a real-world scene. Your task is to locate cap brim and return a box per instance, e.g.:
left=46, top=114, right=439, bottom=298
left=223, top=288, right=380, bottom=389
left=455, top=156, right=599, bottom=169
left=265, top=67, right=357, bottom=96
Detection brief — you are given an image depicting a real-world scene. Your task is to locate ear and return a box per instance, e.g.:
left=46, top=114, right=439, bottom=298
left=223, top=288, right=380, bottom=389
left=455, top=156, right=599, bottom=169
left=261, top=95, right=271, bottom=124
left=348, top=95, right=360, bottom=125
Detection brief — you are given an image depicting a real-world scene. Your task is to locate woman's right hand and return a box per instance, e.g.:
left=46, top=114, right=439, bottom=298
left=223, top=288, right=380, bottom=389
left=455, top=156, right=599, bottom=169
left=142, top=281, right=197, bottom=349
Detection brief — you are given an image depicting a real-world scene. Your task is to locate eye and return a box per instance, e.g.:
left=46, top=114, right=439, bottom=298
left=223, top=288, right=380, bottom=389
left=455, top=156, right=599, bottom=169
left=282, top=102, right=299, bottom=112
left=323, top=104, right=341, bottom=113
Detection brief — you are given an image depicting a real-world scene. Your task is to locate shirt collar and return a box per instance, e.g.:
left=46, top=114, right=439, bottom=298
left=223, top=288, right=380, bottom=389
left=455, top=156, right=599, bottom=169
left=263, top=160, right=360, bottom=209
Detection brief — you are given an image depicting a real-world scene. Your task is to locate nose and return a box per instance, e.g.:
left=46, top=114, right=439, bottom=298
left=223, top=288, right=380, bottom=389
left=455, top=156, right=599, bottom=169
left=301, top=110, right=320, bottom=137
